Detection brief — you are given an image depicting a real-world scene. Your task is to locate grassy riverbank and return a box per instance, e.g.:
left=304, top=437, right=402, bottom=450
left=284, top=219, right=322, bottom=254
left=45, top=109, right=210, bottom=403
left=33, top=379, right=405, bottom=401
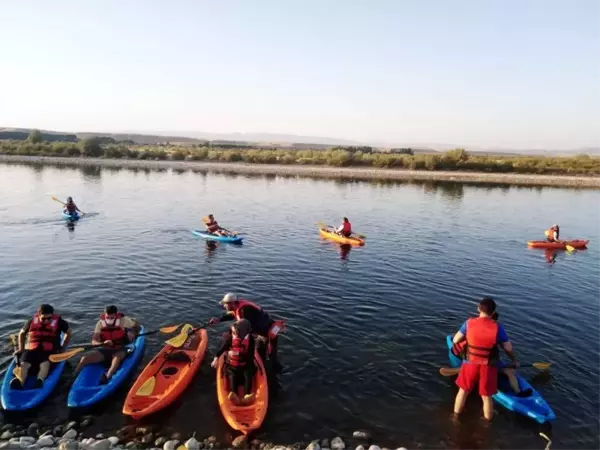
left=1, top=140, right=599, bottom=176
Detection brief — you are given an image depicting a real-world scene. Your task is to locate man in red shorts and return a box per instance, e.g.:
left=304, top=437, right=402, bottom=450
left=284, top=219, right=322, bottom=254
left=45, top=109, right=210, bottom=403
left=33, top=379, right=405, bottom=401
left=452, top=297, right=519, bottom=420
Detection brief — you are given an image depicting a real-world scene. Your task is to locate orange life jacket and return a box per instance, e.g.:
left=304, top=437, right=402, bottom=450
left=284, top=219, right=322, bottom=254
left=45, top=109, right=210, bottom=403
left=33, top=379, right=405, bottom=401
left=99, top=312, right=127, bottom=346
left=451, top=340, right=467, bottom=359
left=233, top=300, right=263, bottom=321
left=26, top=313, right=61, bottom=352
left=545, top=226, right=559, bottom=241
left=227, top=334, right=250, bottom=367
left=342, top=221, right=352, bottom=234
left=465, top=317, right=499, bottom=365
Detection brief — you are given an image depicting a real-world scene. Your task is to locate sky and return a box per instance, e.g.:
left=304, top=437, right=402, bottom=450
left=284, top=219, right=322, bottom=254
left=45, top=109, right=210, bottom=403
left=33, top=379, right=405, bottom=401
left=0, top=0, right=599, bottom=149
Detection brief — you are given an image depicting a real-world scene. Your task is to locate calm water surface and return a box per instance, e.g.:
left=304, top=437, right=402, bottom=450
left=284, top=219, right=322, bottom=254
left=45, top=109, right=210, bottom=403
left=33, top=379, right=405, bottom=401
left=0, top=163, right=599, bottom=449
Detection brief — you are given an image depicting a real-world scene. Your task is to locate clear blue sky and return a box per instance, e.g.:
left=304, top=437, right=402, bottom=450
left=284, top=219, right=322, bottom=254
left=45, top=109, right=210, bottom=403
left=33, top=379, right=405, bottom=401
left=1, top=0, right=598, bottom=149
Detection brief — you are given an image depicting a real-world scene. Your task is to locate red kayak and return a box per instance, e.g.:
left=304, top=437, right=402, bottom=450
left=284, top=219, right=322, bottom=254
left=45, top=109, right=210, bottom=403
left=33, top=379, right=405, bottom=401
left=527, top=239, right=589, bottom=249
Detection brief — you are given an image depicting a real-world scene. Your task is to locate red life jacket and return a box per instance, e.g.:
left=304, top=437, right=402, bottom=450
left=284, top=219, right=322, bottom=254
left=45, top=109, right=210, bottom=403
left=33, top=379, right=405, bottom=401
left=233, top=300, right=263, bottom=321
left=451, top=340, right=467, bottom=359
left=99, top=313, right=127, bottom=347
left=206, top=220, right=219, bottom=233
left=465, top=317, right=499, bottom=365
left=26, top=313, right=61, bottom=351
left=342, top=221, right=352, bottom=234
left=66, top=203, right=76, bottom=212
left=227, top=334, right=250, bottom=367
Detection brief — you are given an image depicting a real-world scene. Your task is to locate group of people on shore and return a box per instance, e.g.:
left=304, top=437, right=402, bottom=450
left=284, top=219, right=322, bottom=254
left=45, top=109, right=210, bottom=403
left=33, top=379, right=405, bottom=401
left=9, top=295, right=282, bottom=405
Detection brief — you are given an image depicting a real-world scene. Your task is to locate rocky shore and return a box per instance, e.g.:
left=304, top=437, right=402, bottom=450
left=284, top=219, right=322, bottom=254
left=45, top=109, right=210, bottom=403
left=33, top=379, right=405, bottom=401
left=0, top=421, right=406, bottom=450
left=1, top=155, right=598, bottom=189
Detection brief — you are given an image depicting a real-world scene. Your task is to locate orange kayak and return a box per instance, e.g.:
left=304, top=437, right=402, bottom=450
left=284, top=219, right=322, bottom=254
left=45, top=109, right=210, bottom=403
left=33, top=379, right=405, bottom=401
left=122, top=329, right=208, bottom=419
left=319, top=228, right=365, bottom=246
left=527, top=240, right=589, bottom=249
left=216, top=351, right=269, bottom=435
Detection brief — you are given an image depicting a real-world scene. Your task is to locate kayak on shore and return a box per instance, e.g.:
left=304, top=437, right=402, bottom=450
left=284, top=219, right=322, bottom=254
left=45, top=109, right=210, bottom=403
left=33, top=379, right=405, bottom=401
left=192, top=230, right=243, bottom=244
left=68, top=327, right=147, bottom=408
left=123, top=328, right=208, bottom=419
left=216, top=350, right=269, bottom=434
left=1, top=335, right=68, bottom=412
left=445, top=335, right=555, bottom=424
left=527, top=239, right=588, bottom=249
left=319, top=227, right=365, bottom=246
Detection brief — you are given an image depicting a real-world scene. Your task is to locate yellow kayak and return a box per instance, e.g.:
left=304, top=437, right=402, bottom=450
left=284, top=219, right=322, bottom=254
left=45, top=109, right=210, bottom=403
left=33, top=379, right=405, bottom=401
left=319, top=227, right=365, bottom=246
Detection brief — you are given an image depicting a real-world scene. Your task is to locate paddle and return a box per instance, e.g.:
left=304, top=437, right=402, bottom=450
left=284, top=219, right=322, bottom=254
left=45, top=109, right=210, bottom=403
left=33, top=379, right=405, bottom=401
left=165, top=322, right=210, bottom=348
left=135, top=324, right=195, bottom=396
left=48, top=324, right=184, bottom=363
left=52, top=195, right=86, bottom=215
left=317, top=221, right=366, bottom=239
left=439, top=362, right=553, bottom=377
left=9, top=334, right=23, bottom=381
left=565, top=243, right=575, bottom=252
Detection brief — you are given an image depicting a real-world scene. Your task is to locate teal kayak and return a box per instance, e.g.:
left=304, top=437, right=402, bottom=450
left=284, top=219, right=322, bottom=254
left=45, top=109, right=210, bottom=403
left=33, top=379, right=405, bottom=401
left=67, top=327, right=147, bottom=408
left=192, top=230, right=243, bottom=244
left=62, top=211, right=80, bottom=221
left=445, top=335, right=555, bottom=423
left=1, top=335, right=67, bottom=411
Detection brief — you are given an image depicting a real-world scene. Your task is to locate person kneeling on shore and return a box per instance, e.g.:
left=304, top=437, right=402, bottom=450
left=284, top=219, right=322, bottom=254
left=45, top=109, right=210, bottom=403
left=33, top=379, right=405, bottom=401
left=11, top=304, right=71, bottom=389
left=211, top=319, right=256, bottom=405
left=451, top=311, right=533, bottom=399
left=74, top=305, right=140, bottom=384
left=451, top=297, right=524, bottom=421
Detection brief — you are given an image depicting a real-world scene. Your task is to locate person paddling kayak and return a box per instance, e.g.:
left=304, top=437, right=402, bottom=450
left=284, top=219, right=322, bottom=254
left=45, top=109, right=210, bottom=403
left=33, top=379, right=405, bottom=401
left=211, top=319, right=256, bottom=405
left=451, top=311, right=533, bottom=400
left=335, top=217, right=352, bottom=237
left=10, top=304, right=71, bottom=390
left=64, top=197, right=82, bottom=217
left=545, top=224, right=560, bottom=242
left=451, top=297, right=523, bottom=421
left=209, top=293, right=283, bottom=373
left=204, top=214, right=233, bottom=237
left=73, top=305, right=140, bottom=384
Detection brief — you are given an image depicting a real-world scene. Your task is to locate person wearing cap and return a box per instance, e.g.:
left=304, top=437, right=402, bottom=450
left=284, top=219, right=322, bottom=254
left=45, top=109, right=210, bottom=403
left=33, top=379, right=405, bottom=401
left=10, top=304, right=71, bottom=389
left=73, top=305, right=140, bottom=384
left=64, top=196, right=82, bottom=218
left=545, top=224, right=560, bottom=242
left=209, top=293, right=282, bottom=373
left=451, top=297, right=520, bottom=421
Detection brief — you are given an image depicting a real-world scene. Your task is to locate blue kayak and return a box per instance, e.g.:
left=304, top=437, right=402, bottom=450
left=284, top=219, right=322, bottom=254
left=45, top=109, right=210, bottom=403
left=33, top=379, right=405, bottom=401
left=1, top=335, right=67, bottom=411
left=445, top=335, right=555, bottom=424
left=62, top=211, right=80, bottom=221
left=68, top=327, right=147, bottom=408
left=192, top=229, right=243, bottom=244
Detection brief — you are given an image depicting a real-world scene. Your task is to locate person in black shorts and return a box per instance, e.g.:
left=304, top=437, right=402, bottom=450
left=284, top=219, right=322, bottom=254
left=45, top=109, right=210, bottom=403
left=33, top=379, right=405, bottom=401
left=10, top=304, right=71, bottom=389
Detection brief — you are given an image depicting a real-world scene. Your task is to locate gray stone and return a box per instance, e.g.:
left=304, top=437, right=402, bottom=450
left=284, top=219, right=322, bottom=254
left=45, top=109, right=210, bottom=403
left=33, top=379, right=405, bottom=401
left=27, top=424, right=39, bottom=438
left=108, top=437, right=119, bottom=446
left=367, top=447, right=381, bottom=450
left=36, top=438, right=54, bottom=447
left=142, top=434, right=155, bottom=444
left=355, top=447, right=365, bottom=450
left=154, top=438, right=167, bottom=448
left=320, top=441, right=329, bottom=450
left=352, top=431, right=371, bottom=441
left=125, top=443, right=140, bottom=449
left=135, top=427, right=151, bottom=437
left=306, top=443, right=320, bottom=450
left=171, top=433, right=182, bottom=442
left=95, top=435, right=104, bottom=441
left=53, top=427, right=64, bottom=437
left=396, top=448, right=407, bottom=450
left=65, top=423, right=78, bottom=432
left=90, top=439, right=111, bottom=450
left=232, top=436, right=247, bottom=449
left=163, top=441, right=179, bottom=450
left=1, top=425, right=14, bottom=432
left=19, top=437, right=36, bottom=445
left=207, top=438, right=217, bottom=445
left=0, top=431, right=13, bottom=440
left=62, top=430, right=77, bottom=441
left=59, top=440, right=79, bottom=450
left=331, top=439, right=344, bottom=450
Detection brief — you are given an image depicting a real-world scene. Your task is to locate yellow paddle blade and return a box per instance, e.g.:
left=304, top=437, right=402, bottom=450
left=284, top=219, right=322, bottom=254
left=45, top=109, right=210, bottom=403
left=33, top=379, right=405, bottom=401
left=165, top=324, right=194, bottom=348
left=565, top=245, right=575, bottom=252
left=136, top=376, right=156, bottom=397
left=202, top=216, right=209, bottom=224
left=532, top=362, right=552, bottom=370
left=49, top=347, right=86, bottom=363
left=159, top=324, right=182, bottom=334
left=439, top=367, right=461, bottom=377
left=12, top=365, right=22, bottom=382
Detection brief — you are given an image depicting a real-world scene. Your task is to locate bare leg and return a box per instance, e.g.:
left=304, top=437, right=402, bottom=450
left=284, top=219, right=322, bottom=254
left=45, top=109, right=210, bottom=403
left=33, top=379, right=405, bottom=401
left=19, top=362, right=31, bottom=381
left=453, top=388, right=469, bottom=415
left=37, top=361, right=50, bottom=381
left=482, top=396, right=494, bottom=420
left=502, top=368, right=521, bottom=394
left=74, top=351, right=105, bottom=376
left=106, top=352, right=125, bottom=379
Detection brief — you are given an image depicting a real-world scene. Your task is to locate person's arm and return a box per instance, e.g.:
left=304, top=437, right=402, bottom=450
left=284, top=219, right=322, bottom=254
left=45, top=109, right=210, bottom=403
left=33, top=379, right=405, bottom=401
left=452, top=322, right=467, bottom=344
left=92, top=321, right=104, bottom=345
left=219, top=312, right=235, bottom=323
left=59, top=319, right=71, bottom=349
left=215, top=334, right=232, bottom=358
left=497, top=324, right=518, bottom=366
left=63, top=328, right=72, bottom=349
left=17, top=322, right=29, bottom=353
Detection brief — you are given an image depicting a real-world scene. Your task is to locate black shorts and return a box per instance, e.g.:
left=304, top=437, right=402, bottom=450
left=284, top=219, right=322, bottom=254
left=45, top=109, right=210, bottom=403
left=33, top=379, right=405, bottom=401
left=21, top=349, right=52, bottom=366
left=97, top=348, right=127, bottom=362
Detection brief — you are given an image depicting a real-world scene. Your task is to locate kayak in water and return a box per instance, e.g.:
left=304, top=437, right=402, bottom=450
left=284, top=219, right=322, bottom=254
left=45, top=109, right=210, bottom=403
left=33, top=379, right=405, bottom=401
left=216, top=350, right=269, bottom=434
left=123, top=328, right=208, bottom=419
left=1, top=335, right=68, bottom=411
left=67, top=327, right=147, bottom=408
left=445, top=335, right=555, bottom=424
left=62, top=211, right=80, bottom=221
left=319, top=227, right=365, bottom=246
left=192, top=230, right=243, bottom=244
left=527, top=239, right=588, bottom=249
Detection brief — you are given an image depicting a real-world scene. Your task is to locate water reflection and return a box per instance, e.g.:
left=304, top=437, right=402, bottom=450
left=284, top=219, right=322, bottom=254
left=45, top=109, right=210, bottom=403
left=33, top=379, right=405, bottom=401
left=81, top=165, right=102, bottom=181
left=422, top=181, right=464, bottom=201
left=544, top=249, right=558, bottom=265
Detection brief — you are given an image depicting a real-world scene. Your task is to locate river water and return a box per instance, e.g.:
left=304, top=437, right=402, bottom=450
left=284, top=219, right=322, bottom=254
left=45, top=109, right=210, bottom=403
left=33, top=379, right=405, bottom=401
left=0, top=162, right=598, bottom=449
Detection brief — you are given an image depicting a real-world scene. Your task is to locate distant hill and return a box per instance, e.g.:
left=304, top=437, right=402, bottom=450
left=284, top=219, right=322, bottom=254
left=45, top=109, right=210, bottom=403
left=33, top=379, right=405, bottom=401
left=0, top=128, right=77, bottom=142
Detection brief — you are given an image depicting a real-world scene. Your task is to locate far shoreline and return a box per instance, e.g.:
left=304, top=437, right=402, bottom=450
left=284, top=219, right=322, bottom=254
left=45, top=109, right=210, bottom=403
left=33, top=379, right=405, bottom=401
left=1, top=154, right=599, bottom=189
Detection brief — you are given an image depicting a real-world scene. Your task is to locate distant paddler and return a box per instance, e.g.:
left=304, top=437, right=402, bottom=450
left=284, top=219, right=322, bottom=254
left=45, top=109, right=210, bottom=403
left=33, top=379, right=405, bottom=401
left=203, top=214, right=234, bottom=237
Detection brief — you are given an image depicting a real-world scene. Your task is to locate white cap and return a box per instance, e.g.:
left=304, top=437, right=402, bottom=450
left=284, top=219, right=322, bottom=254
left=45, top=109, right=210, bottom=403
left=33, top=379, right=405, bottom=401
left=220, top=292, right=238, bottom=304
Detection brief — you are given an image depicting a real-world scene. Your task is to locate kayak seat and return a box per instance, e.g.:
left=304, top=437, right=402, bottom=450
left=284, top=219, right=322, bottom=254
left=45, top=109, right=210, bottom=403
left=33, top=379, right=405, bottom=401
left=165, top=352, right=192, bottom=363
left=161, top=367, right=179, bottom=376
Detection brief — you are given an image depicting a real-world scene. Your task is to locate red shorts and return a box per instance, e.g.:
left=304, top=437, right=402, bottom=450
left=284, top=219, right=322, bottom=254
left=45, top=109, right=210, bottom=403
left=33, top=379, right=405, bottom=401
left=456, top=362, right=498, bottom=396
